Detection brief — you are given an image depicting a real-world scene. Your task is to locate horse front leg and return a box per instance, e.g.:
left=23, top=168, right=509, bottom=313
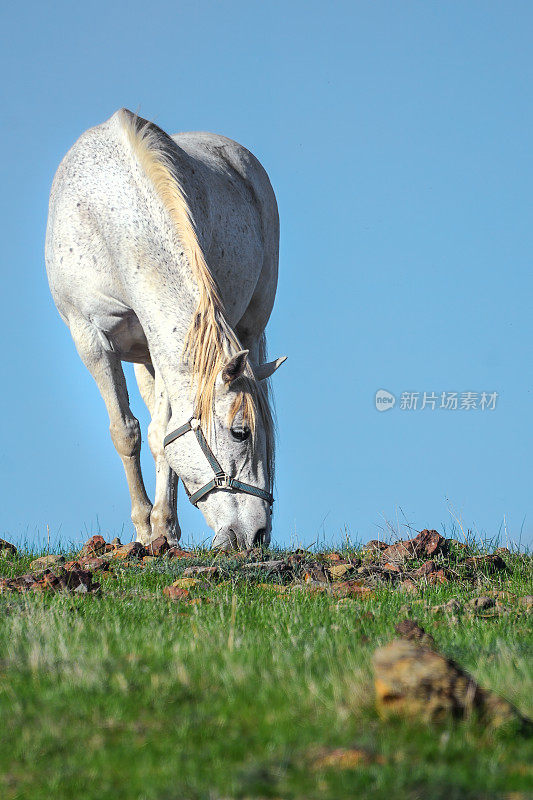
left=147, top=367, right=180, bottom=545
left=134, top=363, right=181, bottom=545
left=69, top=317, right=153, bottom=544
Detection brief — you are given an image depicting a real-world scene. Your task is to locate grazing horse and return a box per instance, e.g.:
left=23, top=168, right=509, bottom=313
left=45, top=109, right=285, bottom=549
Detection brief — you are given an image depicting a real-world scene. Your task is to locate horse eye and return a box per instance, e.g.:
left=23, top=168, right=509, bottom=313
left=231, top=426, right=251, bottom=442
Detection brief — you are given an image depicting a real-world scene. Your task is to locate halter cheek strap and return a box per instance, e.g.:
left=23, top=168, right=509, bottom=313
left=163, top=418, right=274, bottom=508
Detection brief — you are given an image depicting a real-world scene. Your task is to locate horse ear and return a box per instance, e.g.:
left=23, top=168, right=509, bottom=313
left=221, top=350, right=249, bottom=384
left=254, top=356, right=288, bottom=381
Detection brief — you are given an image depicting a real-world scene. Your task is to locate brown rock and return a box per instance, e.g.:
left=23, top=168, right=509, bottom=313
left=427, top=569, right=449, bottom=585
left=411, top=560, right=437, bottom=579
left=395, top=619, right=436, bottom=649
left=79, top=535, right=107, bottom=557
left=0, top=539, right=17, bottom=557
left=166, top=547, right=195, bottom=559
left=163, top=585, right=190, bottom=600
left=410, top=529, right=446, bottom=558
left=380, top=542, right=414, bottom=563
left=182, top=565, right=219, bottom=578
left=464, top=554, right=507, bottom=573
left=382, top=562, right=402, bottom=573
left=330, top=580, right=373, bottom=598
left=112, top=542, right=146, bottom=560
left=147, top=536, right=170, bottom=556
left=373, top=638, right=530, bottom=728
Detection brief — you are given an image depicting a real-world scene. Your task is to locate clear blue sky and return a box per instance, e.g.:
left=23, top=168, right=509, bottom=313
left=1, top=0, right=532, bottom=550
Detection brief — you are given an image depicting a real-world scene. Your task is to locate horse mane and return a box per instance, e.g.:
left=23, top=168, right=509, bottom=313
left=118, top=109, right=274, bottom=486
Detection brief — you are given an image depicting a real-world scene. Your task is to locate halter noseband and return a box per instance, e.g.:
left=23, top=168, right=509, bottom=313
left=163, top=417, right=274, bottom=508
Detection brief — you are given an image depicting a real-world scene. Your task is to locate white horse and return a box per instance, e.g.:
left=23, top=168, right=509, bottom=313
left=45, top=109, right=285, bottom=549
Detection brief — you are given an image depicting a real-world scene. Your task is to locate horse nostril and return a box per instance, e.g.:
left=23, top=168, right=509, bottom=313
left=252, top=528, right=267, bottom=546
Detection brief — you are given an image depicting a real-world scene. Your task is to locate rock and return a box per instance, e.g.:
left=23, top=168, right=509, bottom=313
left=362, top=540, right=388, bottom=553
left=242, top=559, right=289, bottom=573
left=395, top=619, right=436, bottom=649
left=330, top=580, right=373, bottom=598
left=303, top=564, right=329, bottom=584
left=182, top=565, right=219, bottom=578
left=427, top=570, right=449, bottom=585
left=30, top=554, right=65, bottom=571
left=323, top=552, right=343, bottom=562
left=432, top=599, right=462, bottom=615
left=326, top=563, right=351, bottom=579
left=75, top=556, right=109, bottom=572
left=448, top=539, right=468, bottom=550
left=163, top=585, right=190, bottom=600
left=79, top=535, right=107, bottom=558
left=518, top=596, right=533, bottom=610
left=2, top=566, right=99, bottom=595
left=411, top=560, right=437, bottom=579
left=166, top=547, right=195, bottom=559
left=410, top=529, right=446, bottom=558
left=312, top=747, right=385, bottom=770
left=382, top=562, right=402, bottom=573
left=0, top=539, right=17, bottom=557
left=170, top=577, right=203, bottom=589
left=467, top=596, right=495, bottom=611
left=111, top=537, right=122, bottom=547
left=399, top=579, right=418, bottom=593
left=380, top=542, right=413, bottom=563
left=380, top=530, right=446, bottom=564
left=147, top=536, right=170, bottom=556
left=464, top=554, right=507, bottom=573
left=112, top=542, right=146, bottom=560
left=373, top=638, right=530, bottom=728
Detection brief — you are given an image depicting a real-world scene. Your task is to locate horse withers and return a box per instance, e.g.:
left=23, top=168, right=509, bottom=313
left=45, top=109, right=285, bottom=549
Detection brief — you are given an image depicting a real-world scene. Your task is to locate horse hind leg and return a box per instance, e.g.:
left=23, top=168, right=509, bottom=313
left=134, top=363, right=180, bottom=545
left=69, top=316, right=153, bottom=544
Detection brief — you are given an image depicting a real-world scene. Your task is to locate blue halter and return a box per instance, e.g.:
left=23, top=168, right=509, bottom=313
left=163, top=417, right=274, bottom=507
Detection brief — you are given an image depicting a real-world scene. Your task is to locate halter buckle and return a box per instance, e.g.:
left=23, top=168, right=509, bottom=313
left=214, top=473, right=232, bottom=490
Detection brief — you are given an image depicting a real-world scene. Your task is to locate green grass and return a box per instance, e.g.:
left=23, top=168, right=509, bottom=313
left=0, top=544, right=532, bottom=800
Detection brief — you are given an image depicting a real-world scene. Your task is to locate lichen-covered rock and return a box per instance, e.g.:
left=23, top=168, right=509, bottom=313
left=0, top=539, right=17, bottom=557
left=30, top=554, right=65, bottom=571
left=373, top=638, right=529, bottom=728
